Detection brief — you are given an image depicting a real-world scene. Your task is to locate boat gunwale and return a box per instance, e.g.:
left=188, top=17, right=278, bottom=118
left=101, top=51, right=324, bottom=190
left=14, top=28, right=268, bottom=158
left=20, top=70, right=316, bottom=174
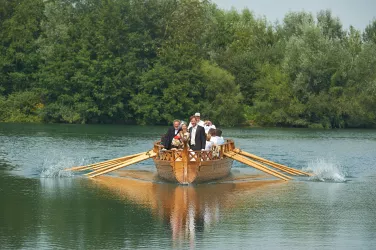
left=153, top=139, right=236, bottom=163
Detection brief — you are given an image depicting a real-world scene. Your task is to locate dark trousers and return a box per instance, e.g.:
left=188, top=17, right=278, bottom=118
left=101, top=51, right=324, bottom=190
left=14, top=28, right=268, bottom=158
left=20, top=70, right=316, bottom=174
left=190, top=143, right=204, bottom=151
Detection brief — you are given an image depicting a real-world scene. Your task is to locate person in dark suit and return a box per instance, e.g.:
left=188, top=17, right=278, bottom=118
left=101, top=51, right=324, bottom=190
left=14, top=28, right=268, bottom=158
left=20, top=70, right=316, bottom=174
left=163, top=119, right=181, bottom=149
left=188, top=116, right=206, bottom=150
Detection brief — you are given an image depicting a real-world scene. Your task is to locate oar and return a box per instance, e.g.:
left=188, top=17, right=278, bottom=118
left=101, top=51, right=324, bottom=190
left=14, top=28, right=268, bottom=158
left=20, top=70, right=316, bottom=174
left=232, top=149, right=312, bottom=176
left=73, top=152, right=144, bottom=171
left=250, top=158, right=298, bottom=176
left=234, top=150, right=298, bottom=176
left=82, top=153, right=147, bottom=175
left=66, top=159, right=124, bottom=171
left=83, top=160, right=126, bottom=173
left=224, top=151, right=291, bottom=181
left=65, top=153, right=142, bottom=171
left=88, top=150, right=157, bottom=178
left=246, top=157, right=293, bottom=180
left=84, top=159, right=132, bottom=176
left=88, top=151, right=156, bottom=178
left=79, top=153, right=144, bottom=172
left=65, top=152, right=143, bottom=171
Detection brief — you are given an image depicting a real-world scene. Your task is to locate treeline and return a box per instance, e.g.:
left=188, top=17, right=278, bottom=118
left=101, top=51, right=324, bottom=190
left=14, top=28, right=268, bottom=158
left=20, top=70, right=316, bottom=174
left=1, top=0, right=376, bottom=128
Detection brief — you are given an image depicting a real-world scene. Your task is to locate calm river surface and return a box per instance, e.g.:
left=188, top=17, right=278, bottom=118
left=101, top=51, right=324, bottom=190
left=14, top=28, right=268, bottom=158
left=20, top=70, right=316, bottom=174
left=1, top=124, right=376, bottom=249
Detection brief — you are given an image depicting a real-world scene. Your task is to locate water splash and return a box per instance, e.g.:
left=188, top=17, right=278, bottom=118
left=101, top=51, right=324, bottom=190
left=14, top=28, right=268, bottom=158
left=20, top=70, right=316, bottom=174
left=303, top=158, right=347, bottom=183
left=39, top=156, right=85, bottom=178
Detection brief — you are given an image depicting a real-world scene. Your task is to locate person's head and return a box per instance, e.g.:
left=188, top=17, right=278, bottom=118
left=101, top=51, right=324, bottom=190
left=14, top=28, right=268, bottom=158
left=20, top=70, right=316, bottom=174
left=181, top=123, right=188, bottom=132
left=190, top=116, right=197, bottom=127
left=208, top=128, right=216, bottom=136
left=173, top=119, right=181, bottom=130
left=194, top=112, right=201, bottom=122
left=206, top=133, right=211, bottom=141
left=216, top=129, right=222, bottom=137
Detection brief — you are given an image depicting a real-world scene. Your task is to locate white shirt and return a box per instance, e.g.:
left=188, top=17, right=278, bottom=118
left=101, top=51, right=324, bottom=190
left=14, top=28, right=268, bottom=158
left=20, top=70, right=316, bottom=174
left=190, top=126, right=197, bottom=145
left=210, top=136, right=224, bottom=145
left=188, top=120, right=204, bottom=129
left=174, top=129, right=179, bottom=135
left=205, top=141, right=213, bottom=151
left=210, top=136, right=217, bottom=145
left=216, top=136, right=225, bottom=145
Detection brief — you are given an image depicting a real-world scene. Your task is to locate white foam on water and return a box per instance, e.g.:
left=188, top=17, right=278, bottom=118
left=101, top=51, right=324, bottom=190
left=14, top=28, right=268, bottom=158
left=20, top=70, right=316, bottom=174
left=303, top=158, right=347, bottom=183
left=39, top=156, right=86, bottom=178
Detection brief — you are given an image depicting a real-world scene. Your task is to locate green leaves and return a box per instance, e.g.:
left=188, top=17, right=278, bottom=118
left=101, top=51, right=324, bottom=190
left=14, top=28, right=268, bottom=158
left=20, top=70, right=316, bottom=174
left=0, top=0, right=44, bottom=95
left=0, top=91, right=43, bottom=122
left=200, top=61, right=244, bottom=126
left=0, top=1, right=375, bottom=128
left=363, top=19, right=376, bottom=44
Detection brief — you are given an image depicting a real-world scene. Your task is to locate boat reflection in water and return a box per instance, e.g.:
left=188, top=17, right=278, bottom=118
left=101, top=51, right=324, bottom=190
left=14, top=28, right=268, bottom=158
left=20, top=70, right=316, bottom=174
left=91, top=170, right=284, bottom=247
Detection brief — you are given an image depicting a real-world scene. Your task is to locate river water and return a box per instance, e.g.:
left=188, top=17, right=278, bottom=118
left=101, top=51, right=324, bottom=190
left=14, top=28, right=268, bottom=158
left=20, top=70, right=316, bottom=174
left=0, top=124, right=375, bottom=249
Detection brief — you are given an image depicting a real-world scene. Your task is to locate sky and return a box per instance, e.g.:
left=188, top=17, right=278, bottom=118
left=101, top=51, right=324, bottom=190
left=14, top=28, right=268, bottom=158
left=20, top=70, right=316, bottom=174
left=211, top=0, right=376, bottom=30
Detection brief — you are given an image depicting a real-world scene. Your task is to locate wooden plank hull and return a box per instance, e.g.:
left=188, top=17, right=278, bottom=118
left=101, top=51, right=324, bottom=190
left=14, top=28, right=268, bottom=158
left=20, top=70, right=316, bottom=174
left=154, top=158, right=233, bottom=184
left=153, top=139, right=236, bottom=184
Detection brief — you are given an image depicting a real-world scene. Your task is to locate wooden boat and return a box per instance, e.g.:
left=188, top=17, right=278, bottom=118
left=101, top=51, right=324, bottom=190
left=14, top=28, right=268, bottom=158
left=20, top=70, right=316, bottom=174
left=152, top=140, right=236, bottom=184
left=70, top=137, right=312, bottom=182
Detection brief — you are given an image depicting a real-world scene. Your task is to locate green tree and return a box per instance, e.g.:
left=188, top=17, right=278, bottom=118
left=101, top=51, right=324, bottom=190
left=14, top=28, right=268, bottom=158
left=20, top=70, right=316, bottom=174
left=38, top=0, right=157, bottom=123
left=0, top=0, right=44, bottom=94
left=200, top=60, right=244, bottom=126
left=316, top=10, right=345, bottom=40
left=363, top=19, right=376, bottom=44
left=0, top=1, right=375, bottom=128
left=130, top=44, right=204, bottom=125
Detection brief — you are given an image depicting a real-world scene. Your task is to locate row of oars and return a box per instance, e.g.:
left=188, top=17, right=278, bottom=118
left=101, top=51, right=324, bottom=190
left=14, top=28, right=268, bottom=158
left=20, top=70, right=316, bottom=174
left=233, top=149, right=312, bottom=176
left=66, top=147, right=311, bottom=181
left=224, top=148, right=312, bottom=181
left=65, top=151, right=156, bottom=178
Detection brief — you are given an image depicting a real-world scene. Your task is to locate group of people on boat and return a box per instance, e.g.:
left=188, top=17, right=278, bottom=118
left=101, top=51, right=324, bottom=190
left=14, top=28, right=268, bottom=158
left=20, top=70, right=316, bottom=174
left=162, top=112, right=224, bottom=151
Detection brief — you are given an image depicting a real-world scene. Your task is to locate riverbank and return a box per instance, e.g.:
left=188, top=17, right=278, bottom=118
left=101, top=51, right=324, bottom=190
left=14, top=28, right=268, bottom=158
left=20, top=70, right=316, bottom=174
left=1, top=120, right=375, bottom=130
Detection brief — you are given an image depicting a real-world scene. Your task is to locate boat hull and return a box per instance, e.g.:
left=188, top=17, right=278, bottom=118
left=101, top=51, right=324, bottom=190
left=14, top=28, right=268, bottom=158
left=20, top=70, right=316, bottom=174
left=154, top=158, right=233, bottom=184
left=153, top=139, right=236, bottom=184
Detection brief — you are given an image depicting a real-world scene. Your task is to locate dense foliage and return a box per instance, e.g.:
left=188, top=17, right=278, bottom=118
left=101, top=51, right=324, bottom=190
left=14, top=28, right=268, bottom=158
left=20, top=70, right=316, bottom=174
left=1, top=0, right=375, bottom=128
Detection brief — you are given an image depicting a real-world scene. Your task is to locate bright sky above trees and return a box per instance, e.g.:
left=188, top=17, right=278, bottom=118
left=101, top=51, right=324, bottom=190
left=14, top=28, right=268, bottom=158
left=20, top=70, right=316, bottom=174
left=212, top=0, right=376, bottom=30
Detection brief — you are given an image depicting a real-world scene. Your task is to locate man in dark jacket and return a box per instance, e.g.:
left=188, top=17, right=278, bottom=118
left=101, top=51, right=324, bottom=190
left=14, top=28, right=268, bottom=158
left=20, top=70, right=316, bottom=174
left=188, top=116, right=206, bottom=150
left=163, top=119, right=181, bottom=149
